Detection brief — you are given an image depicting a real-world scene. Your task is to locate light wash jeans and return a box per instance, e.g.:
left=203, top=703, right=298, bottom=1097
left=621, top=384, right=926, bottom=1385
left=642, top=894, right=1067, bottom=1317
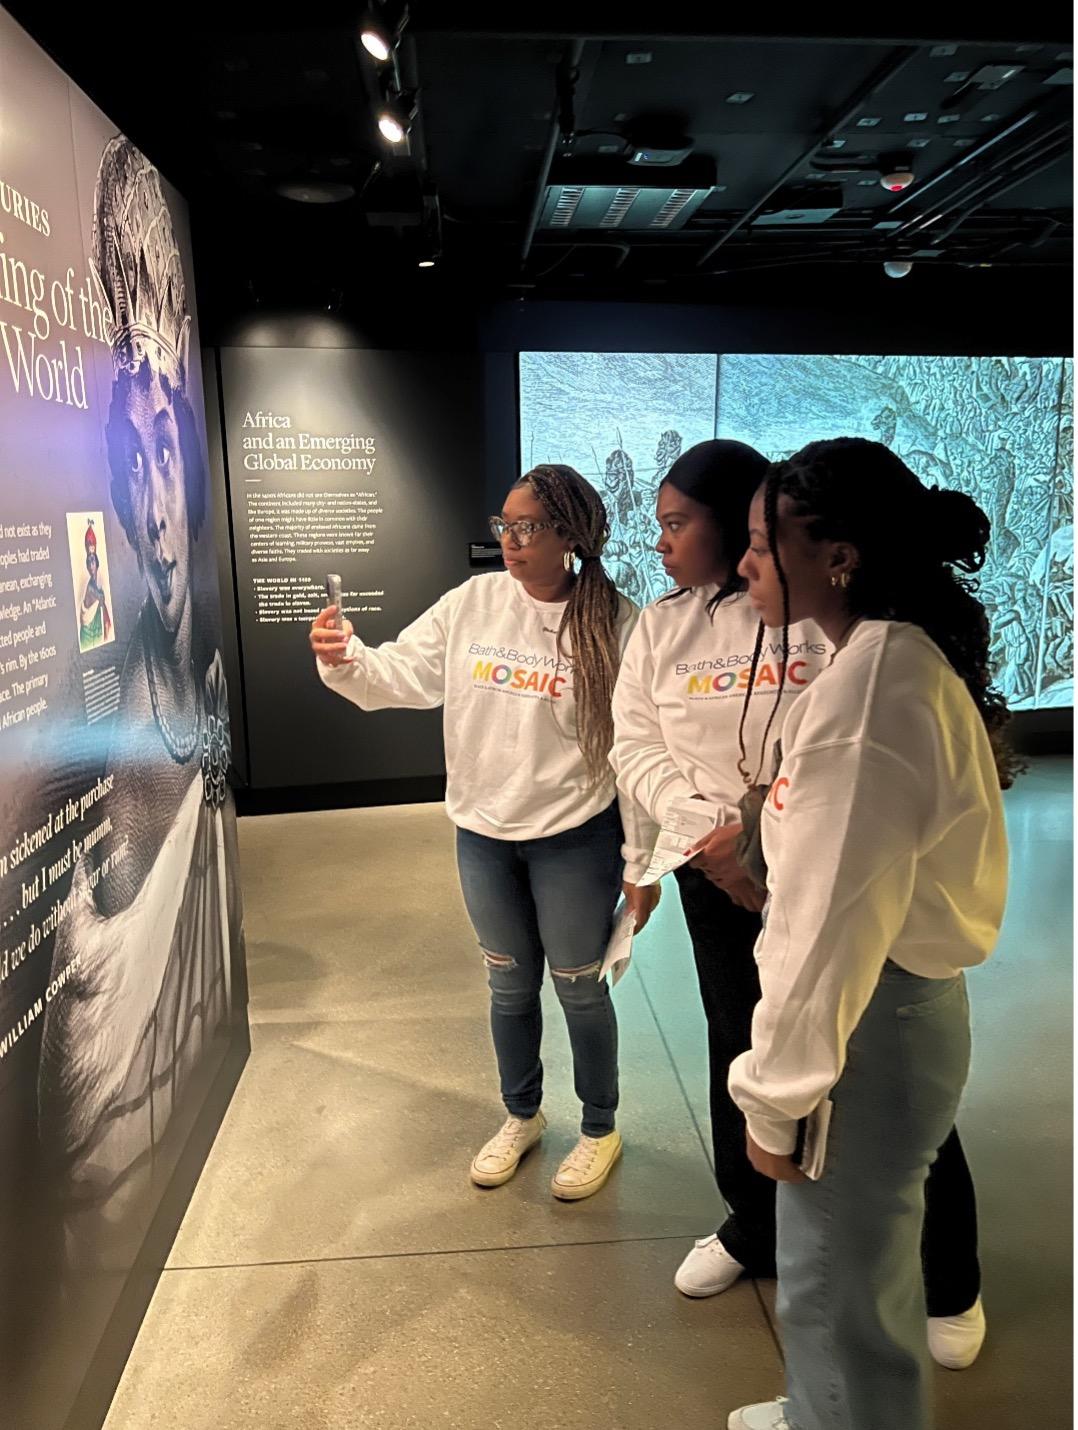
left=456, top=803, right=624, bottom=1137
left=778, top=963, right=972, bottom=1430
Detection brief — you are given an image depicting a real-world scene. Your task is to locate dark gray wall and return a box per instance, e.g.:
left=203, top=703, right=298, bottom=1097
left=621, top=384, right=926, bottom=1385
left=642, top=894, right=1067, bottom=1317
left=217, top=335, right=487, bottom=790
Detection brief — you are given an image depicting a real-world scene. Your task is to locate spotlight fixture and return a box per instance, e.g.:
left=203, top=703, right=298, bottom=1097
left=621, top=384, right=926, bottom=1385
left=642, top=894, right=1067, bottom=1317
left=361, top=4, right=407, bottom=63
left=884, top=260, right=913, bottom=278
left=378, top=111, right=405, bottom=143
left=377, top=92, right=416, bottom=145
left=361, top=19, right=392, bottom=63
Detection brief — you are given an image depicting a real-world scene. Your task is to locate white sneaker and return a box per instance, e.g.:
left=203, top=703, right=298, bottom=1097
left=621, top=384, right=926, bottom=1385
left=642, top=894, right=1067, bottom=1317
left=470, top=1112, right=546, bottom=1187
left=727, top=1398, right=790, bottom=1429
left=674, top=1233, right=745, bottom=1297
left=928, top=1297, right=986, bottom=1369
left=551, top=1130, right=622, bottom=1200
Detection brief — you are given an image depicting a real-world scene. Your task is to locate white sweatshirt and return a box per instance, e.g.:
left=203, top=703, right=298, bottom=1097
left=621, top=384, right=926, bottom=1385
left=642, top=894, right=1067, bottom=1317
left=610, top=587, right=831, bottom=826
left=318, top=571, right=657, bottom=878
left=728, top=620, right=1008, bottom=1155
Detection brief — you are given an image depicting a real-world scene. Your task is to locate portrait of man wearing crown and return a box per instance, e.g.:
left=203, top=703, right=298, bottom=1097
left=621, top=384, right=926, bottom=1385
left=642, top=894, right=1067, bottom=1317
left=38, top=139, right=242, bottom=1269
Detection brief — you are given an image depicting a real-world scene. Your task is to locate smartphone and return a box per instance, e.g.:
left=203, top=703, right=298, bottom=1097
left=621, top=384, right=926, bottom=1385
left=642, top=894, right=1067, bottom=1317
left=325, top=573, right=343, bottom=630
left=794, top=1099, right=833, bottom=1181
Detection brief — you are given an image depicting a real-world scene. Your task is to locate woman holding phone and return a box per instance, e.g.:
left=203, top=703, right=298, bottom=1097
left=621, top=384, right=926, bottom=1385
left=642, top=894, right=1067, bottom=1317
left=311, top=464, right=658, bottom=1201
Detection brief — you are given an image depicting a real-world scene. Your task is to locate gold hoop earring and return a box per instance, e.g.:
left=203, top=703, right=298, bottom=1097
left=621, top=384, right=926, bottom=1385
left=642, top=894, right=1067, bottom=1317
left=831, top=572, right=852, bottom=589
left=563, top=551, right=574, bottom=572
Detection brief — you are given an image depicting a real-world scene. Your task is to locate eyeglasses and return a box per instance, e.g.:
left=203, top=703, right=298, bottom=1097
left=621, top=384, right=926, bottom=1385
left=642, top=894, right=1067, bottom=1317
left=488, top=516, right=554, bottom=547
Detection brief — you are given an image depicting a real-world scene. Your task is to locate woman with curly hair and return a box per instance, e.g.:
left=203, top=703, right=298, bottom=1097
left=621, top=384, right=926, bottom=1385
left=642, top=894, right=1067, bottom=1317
left=726, top=439, right=1013, bottom=1430
left=311, top=465, right=658, bottom=1200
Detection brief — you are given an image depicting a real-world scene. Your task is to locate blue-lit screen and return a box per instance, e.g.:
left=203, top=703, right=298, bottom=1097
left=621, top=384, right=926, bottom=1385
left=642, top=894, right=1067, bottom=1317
left=519, top=352, right=1073, bottom=711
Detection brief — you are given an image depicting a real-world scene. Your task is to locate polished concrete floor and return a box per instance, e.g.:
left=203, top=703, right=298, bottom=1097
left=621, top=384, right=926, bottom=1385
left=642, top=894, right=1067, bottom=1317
left=105, top=758, right=1073, bottom=1429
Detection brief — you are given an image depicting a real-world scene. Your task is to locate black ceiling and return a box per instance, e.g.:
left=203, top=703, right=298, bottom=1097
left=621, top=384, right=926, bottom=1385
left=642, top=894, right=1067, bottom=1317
left=7, top=3, right=1072, bottom=314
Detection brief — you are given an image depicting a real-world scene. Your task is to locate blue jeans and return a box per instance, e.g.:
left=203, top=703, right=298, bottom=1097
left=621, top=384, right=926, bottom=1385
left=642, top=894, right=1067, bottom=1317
left=778, top=964, right=972, bottom=1430
left=455, top=803, right=624, bottom=1137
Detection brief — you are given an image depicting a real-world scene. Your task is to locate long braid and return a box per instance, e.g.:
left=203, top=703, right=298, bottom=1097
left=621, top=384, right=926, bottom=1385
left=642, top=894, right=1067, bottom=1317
left=735, top=620, right=766, bottom=786
left=518, top=466, right=622, bottom=787
left=755, top=469, right=791, bottom=782
left=736, top=469, right=791, bottom=787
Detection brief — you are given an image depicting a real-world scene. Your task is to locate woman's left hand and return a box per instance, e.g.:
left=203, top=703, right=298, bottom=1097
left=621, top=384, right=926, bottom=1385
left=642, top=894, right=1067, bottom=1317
left=622, top=881, right=660, bottom=933
left=746, top=1130, right=808, bottom=1183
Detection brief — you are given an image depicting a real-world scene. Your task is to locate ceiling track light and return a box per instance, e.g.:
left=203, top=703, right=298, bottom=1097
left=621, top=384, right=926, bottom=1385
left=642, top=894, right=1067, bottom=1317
left=360, top=5, right=407, bottom=65
left=377, top=90, right=417, bottom=145
left=362, top=26, right=392, bottom=63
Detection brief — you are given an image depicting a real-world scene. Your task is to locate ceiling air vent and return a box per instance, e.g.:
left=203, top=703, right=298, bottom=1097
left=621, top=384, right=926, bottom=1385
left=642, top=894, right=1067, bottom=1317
left=549, top=185, right=586, bottom=228
left=539, top=157, right=717, bottom=232
left=650, top=188, right=698, bottom=228
left=599, top=187, right=641, bottom=227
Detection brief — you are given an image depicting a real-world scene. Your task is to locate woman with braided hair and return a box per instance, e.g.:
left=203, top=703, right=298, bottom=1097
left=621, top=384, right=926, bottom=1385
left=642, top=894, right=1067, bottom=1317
left=726, top=438, right=1012, bottom=1430
left=611, top=441, right=981, bottom=1359
left=311, top=464, right=658, bottom=1199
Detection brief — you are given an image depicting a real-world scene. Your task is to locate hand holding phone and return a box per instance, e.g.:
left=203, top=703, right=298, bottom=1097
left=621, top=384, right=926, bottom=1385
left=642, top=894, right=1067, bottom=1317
left=325, top=573, right=343, bottom=630
left=310, top=575, right=353, bottom=667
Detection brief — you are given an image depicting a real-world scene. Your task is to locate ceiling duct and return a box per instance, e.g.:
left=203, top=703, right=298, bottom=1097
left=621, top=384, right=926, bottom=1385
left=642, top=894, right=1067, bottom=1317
left=539, top=156, right=716, bottom=232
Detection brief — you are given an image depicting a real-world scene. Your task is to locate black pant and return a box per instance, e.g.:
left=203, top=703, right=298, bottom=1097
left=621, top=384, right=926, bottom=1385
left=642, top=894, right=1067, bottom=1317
left=674, top=864, right=981, bottom=1316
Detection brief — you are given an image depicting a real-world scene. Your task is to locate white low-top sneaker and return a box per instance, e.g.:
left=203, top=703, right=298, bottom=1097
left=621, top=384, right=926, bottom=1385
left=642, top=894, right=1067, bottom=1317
left=469, top=1112, right=546, bottom=1187
left=674, top=1233, right=745, bottom=1297
left=551, top=1130, right=622, bottom=1200
left=727, top=1397, right=790, bottom=1429
left=928, top=1297, right=986, bottom=1369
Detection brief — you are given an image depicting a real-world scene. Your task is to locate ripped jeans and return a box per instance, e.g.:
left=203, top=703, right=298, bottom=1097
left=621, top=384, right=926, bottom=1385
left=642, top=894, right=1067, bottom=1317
left=455, top=803, right=624, bottom=1137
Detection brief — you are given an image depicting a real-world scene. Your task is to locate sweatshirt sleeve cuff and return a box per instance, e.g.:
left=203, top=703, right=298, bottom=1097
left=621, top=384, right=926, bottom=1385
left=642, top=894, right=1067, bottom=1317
left=317, top=635, right=361, bottom=684
left=728, top=1050, right=800, bottom=1156
left=653, top=775, right=706, bottom=827
left=744, top=1114, right=799, bottom=1158
left=621, top=853, right=650, bottom=885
